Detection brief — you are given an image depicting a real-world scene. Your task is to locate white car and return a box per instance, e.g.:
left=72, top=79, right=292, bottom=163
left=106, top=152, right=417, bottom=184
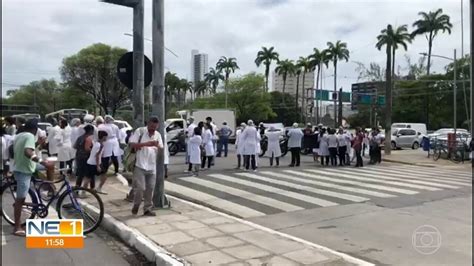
left=391, top=128, right=421, bottom=149
left=113, top=120, right=133, bottom=133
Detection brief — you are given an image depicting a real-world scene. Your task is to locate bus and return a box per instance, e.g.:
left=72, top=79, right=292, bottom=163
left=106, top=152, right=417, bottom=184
left=12, top=113, right=42, bottom=121
left=45, top=109, right=88, bottom=121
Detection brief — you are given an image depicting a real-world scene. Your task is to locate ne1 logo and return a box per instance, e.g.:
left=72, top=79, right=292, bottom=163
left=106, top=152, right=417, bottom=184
left=26, top=219, right=84, bottom=249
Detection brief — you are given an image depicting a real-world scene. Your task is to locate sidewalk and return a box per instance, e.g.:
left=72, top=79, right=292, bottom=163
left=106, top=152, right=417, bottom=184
left=383, top=149, right=473, bottom=170
left=95, top=181, right=372, bottom=266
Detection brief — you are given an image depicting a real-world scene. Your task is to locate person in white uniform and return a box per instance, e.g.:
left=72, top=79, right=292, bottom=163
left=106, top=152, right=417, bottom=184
left=235, top=123, right=246, bottom=169
left=56, top=119, right=75, bottom=174
left=287, top=123, right=304, bottom=167
left=241, top=120, right=259, bottom=171
left=185, top=117, right=197, bottom=172
left=319, top=128, right=330, bottom=166
left=265, top=126, right=281, bottom=167
left=201, top=123, right=215, bottom=169
left=188, top=127, right=202, bottom=177
left=47, top=118, right=61, bottom=156
left=95, top=115, right=121, bottom=194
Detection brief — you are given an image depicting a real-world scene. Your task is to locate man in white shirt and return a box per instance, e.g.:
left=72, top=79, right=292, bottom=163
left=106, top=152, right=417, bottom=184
left=129, top=116, right=164, bottom=216
left=185, top=117, right=197, bottom=171
left=287, top=123, right=304, bottom=167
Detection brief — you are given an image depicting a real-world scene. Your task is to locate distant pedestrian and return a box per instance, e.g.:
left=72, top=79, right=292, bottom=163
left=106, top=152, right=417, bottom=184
left=235, top=123, right=246, bottom=169
left=319, top=128, right=329, bottom=166
left=47, top=118, right=60, bottom=157
left=185, top=117, right=197, bottom=167
left=336, top=128, right=347, bottom=166
left=188, top=127, right=202, bottom=177
left=57, top=119, right=75, bottom=174
left=84, top=130, right=108, bottom=190
left=327, top=128, right=338, bottom=166
left=74, top=125, right=94, bottom=188
left=287, top=123, right=304, bottom=167
left=241, top=120, right=259, bottom=171
left=201, top=123, right=215, bottom=169
left=353, top=127, right=364, bottom=167
left=216, top=121, right=232, bottom=157
left=206, top=117, right=217, bottom=165
left=265, top=126, right=281, bottom=167
left=4, top=117, right=17, bottom=136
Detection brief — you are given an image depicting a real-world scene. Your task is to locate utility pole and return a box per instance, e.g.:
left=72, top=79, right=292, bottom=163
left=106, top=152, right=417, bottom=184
left=151, top=0, right=168, bottom=208
left=338, top=88, right=343, bottom=127
left=384, top=25, right=393, bottom=156
left=461, top=0, right=470, bottom=131
left=454, top=49, right=457, bottom=136
left=470, top=0, right=473, bottom=167
left=101, top=0, right=144, bottom=128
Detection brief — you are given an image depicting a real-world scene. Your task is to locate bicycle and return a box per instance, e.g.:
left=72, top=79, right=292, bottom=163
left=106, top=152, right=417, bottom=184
left=1, top=168, right=104, bottom=234
left=432, top=143, right=464, bottom=163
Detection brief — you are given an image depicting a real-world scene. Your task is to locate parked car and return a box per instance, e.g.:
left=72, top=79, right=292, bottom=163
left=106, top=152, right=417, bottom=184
left=113, top=120, right=133, bottom=134
left=391, top=128, right=421, bottom=150
left=37, top=122, right=52, bottom=132
left=391, top=123, right=427, bottom=136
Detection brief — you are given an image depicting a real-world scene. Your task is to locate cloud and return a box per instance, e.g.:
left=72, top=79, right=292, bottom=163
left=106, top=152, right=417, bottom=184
left=2, top=0, right=470, bottom=97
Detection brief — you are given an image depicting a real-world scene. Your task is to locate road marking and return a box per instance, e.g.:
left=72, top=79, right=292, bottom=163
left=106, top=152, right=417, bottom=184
left=234, top=172, right=369, bottom=202
left=396, top=165, right=472, bottom=177
left=258, top=171, right=396, bottom=198
left=214, top=174, right=338, bottom=207
left=341, top=168, right=461, bottom=189
left=166, top=182, right=265, bottom=218
left=385, top=165, right=472, bottom=180
left=319, top=168, right=443, bottom=191
left=289, top=170, right=419, bottom=195
left=373, top=167, right=472, bottom=185
left=184, top=177, right=303, bottom=212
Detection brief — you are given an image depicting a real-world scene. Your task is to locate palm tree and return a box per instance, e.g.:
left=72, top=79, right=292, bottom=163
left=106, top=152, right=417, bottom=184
left=297, top=56, right=313, bottom=122
left=179, top=79, right=193, bottom=105
left=326, top=41, right=350, bottom=127
left=255, top=46, right=280, bottom=92
left=376, top=24, right=394, bottom=156
left=274, top=59, right=296, bottom=103
left=164, top=71, right=179, bottom=109
left=204, top=67, right=224, bottom=95
left=194, top=80, right=208, bottom=98
left=376, top=25, right=412, bottom=79
left=309, top=48, right=331, bottom=124
left=216, top=56, right=239, bottom=108
left=295, top=65, right=302, bottom=112
left=412, top=8, right=453, bottom=75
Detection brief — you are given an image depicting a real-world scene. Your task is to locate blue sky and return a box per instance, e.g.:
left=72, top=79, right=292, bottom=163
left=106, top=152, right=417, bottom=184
left=2, top=0, right=471, bottom=96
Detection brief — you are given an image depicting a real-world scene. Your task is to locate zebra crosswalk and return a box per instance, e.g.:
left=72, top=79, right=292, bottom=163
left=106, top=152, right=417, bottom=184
left=166, top=165, right=472, bottom=218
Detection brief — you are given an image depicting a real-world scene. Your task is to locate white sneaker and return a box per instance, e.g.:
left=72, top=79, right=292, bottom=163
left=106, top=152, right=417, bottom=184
left=184, top=170, right=190, bottom=173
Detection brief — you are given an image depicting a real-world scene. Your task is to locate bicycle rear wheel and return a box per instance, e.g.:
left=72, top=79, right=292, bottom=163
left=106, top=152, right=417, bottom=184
left=57, top=187, right=104, bottom=234
left=1, top=182, right=37, bottom=226
left=450, top=150, right=463, bottom=164
left=432, top=149, right=442, bottom=161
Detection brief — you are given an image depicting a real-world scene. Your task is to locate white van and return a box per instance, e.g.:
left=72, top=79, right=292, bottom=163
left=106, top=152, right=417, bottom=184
left=391, top=123, right=427, bottom=136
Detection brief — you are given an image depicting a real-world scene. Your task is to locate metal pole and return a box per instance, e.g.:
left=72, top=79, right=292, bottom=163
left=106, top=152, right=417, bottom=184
left=152, top=0, right=168, bottom=208
left=132, top=0, right=145, bottom=128
left=471, top=0, right=474, bottom=138
left=454, top=49, right=457, bottom=136
left=461, top=0, right=470, bottom=131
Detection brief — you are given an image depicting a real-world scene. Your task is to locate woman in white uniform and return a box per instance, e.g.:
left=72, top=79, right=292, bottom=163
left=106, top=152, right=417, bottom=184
left=235, top=123, right=246, bottom=169
left=201, top=123, right=215, bottom=169
left=241, top=120, right=259, bottom=171
left=265, top=126, right=281, bottom=167
left=188, top=127, right=202, bottom=177
left=319, top=128, right=330, bottom=166
left=56, top=119, right=75, bottom=174
left=47, top=119, right=61, bottom=156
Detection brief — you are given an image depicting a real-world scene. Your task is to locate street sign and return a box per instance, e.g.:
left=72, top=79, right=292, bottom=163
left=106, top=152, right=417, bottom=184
left=117, top=52, right=152, bottom=90
left=316, top=90, right=330, bottom=101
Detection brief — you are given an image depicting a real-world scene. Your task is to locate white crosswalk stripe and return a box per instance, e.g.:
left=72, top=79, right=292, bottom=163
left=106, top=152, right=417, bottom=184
left=338, top=168, right=460, bottom=189
left=166, top=182, right=265, bottom=218
left=320, top=168, right=443, bottom=191
left=371, top=167, right=472, bottom=185
left=290, top=170, right=419, bottom=195
left=210, top=174, right=338, bottom=207
left=257, top=171, right=393, bottom=198
left=396, top=165, right=472, bottom=178
left=184, top=177, right=303, bottom=212
left=166, top=165, right=471, bottom=218
left=236, top=173, right=369, bottom=202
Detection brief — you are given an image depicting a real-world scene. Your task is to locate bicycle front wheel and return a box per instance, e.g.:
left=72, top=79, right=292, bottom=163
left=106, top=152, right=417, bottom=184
left=57, top=187, right=104, bottom=234
left=450, top=150, right=463, bottom=164
left=432, top=149, right=441, bottom=161
left=1, top=182, right=37, bottom=226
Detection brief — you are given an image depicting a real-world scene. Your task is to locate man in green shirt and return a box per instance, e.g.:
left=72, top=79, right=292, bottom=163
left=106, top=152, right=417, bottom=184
left=12, top=120, right=51, bottom=236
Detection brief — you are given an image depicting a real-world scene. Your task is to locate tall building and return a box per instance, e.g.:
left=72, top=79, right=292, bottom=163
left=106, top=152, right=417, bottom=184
left=190, top=49, right=209, bottom=86
left=272, top=71, right=315, bottom=99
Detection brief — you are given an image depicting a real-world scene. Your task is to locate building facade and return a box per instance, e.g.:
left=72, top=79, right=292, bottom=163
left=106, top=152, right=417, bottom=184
left=190, top=49, right=209, bottom=86
left=272, top=71, right=315, bottom=99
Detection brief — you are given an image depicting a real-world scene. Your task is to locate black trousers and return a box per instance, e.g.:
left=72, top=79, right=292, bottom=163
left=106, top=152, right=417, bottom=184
left=60, top=160, right=73, bottom=174
left=290, top=147, right=301, bottom=166
left=338, top=146, right=347, bottom=166
left=355, top=149, right=363, bottom=167
left=201, top=156, right=212, bottom=168
left=321, top=156, right=329, bottom=165
left=269, top=153, right=280, bottom=166
left=244, top=155, right=256, bottom=170
left=329, top=147, right=338, bottom=166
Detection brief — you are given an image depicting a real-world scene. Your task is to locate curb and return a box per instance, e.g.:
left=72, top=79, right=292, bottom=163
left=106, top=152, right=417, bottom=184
left=383, top=158, right=436, bottom=167
left=82, top=202, right=185, bottom=266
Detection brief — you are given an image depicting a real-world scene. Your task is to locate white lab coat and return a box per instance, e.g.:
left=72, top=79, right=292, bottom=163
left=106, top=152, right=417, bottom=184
left=319, top=134, right=330, bottom=156
left=98, top=123, right=121, bottom=157
left=202, top=129, right=215, bottom=156
left=241, top=126, right=259, bottom=155
left=47, top=125, right=61, bottom=155
left=70, top=126, right=82, bottom=148
left=56, top=126, right=75, bottom=162
left=188, top=135, right=202, bottom=164
left=287, top=128, right=304, bottom=148
left=164, top=132, right=169, bottom=165
left=235, top=129, right=244, bottom=155
left=265, top=131, right=281, bottom=157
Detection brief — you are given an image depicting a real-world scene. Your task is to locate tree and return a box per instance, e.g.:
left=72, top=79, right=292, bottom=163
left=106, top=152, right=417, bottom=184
left=309, top=48, right=331, bottom=124
left=326, top=41, right=350, bottom=127
left=255, top=46, right=280, bottom=92
left=405, top=55, right=428, bottom=80
left=216, top=56, right=240, bottom=108
left=194, top=80, right=209, bottom=98
left=274, top=59, right=296, bottom=102
left=354, top=61, right=385, bottom=82
left=376, top=25, right=412, bottom=80
left=165, top=71, right=179, bottom=111
left=297, top=56, right=313, bottom=122
left=412, top=8, right=453, bottom=75
left=60, top=43, right=130, bottom=116
left=269, top=91, right=300, bottom=126
left=376, top=24, right=394, bottom=155
left=204, top=67, right=224, bottom=94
